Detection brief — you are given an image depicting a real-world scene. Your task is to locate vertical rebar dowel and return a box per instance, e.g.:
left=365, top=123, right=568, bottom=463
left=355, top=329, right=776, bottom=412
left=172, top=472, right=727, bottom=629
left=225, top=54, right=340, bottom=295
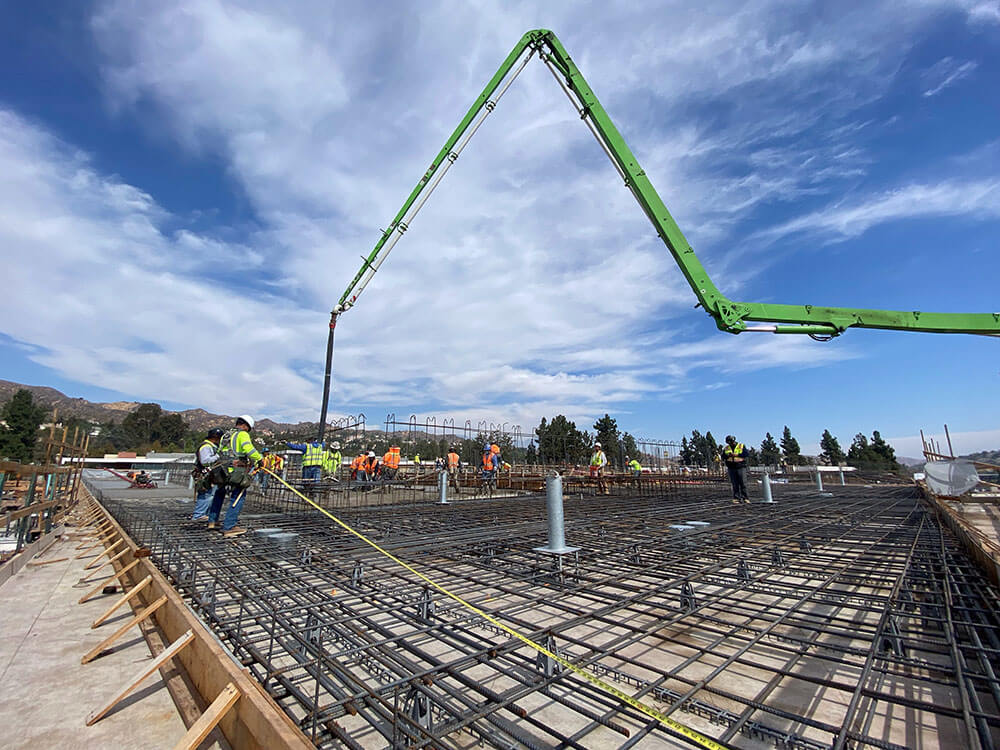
left=438, top=470, right=449, bottom=504
left=534, top=474, right=579, bottom=555
left=762, top=471, right=773, bottom=503
left=816, top=471, right=824, bottom=492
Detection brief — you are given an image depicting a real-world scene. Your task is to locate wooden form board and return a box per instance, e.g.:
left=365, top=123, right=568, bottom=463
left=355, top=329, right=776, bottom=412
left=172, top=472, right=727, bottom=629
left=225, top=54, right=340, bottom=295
left=87, top=491, right=314, bottom=750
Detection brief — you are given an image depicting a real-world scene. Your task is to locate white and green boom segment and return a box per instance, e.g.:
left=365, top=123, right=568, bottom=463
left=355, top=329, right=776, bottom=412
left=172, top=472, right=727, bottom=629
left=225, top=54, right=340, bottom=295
left=318, top=29, right=998, bottom=434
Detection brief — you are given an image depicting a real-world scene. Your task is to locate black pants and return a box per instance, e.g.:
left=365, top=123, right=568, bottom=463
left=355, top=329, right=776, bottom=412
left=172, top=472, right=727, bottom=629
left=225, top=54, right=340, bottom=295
left=727, top=465, right=748, bottom=500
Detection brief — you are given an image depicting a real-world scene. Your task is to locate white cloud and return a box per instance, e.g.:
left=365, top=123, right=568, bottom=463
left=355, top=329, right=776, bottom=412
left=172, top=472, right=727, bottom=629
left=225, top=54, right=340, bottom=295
left=757, top=179, right=1000, bottom=242
left=922, top=57, right=978, bottom=97
left=1, top=0, right=996, bottom=433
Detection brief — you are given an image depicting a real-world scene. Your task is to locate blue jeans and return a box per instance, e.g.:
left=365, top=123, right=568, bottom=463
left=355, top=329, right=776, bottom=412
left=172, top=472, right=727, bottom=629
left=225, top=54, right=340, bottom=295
left=302, top=465, right=322, bottom=481
left=193, top=485, right=226, bottom=519
left=209, top=486, right=248, bottom=530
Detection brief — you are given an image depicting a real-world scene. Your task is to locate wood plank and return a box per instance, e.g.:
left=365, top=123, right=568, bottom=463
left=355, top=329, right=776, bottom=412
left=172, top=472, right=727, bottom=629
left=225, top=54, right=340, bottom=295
left=27, top=557, right=69, bottom=567
left=92, top=575, right=153, bottom=628
left=80, top=547, right=130, bottom=580
left=82, top=594, right=167, bottom=664
left=78, top=558, right=141, bottom=604
left=82, top=538, right=123, bottom=565
left=86, top=629, right=196, bottom=726
left=171, top=683, right=240, bottom=750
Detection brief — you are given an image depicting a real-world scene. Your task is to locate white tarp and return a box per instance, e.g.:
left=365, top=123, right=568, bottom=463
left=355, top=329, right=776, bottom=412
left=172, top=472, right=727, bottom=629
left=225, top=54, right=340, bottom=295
left=924, top=460, right=980, bottom=497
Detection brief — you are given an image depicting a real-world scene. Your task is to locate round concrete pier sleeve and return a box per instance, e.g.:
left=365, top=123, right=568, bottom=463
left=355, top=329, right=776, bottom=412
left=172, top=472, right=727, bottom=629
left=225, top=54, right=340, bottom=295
left=816, top=471, right=824, bottom=491
left=839, top=469, right=845, bottom=485
left=438, top=470, right=449, bottom=504
left=546, top=474, right=567, bottom=549
left=762, top=471, right=773, bottom=503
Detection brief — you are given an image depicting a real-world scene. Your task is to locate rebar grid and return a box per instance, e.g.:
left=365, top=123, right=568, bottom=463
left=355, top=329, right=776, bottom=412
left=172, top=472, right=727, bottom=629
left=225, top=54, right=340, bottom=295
left=93, top=482, right=1000, bottom=749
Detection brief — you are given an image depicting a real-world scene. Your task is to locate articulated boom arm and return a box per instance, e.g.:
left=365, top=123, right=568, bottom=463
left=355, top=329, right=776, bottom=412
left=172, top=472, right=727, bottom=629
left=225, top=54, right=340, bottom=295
left=334, top=29, right=999, bottom=338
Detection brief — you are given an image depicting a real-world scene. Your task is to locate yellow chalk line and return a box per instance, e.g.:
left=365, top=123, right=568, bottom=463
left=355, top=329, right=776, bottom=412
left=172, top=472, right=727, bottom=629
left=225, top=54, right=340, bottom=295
left=262, top=467, right=730, bottom=749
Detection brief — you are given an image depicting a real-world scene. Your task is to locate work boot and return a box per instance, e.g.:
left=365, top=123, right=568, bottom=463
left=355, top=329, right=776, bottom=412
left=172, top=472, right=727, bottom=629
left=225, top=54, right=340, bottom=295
left=193, top=515, right=209, bottom=522
left=206, top=521, right=218, bottom=530
left=223, top=526, right=247, bottom=537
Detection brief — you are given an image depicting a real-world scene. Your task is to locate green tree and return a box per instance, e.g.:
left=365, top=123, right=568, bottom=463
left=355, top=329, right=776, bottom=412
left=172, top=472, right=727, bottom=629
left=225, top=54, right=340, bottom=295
left=760, top=433, right=781, bottom=466
left=744, top=446, right=760, bottom=465
left=847, top=433, right=875, bottom=468
left=781, top=426, right=803, bottom=465
left=536, top=416, right=589, bottom=464
left=870, top=430, right=901, bottom=471
left=680, top=436, right=694, bottom=465
left=622, top=432, right=639, bottom=463
left=819, top=430, right=846, bottom=465
left=0, top=390, right=48, bottom=462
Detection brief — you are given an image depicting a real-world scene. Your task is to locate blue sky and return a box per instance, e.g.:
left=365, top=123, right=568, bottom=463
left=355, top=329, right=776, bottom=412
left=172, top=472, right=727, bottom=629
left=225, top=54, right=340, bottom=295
left=0, top=1, right=997, bottom=458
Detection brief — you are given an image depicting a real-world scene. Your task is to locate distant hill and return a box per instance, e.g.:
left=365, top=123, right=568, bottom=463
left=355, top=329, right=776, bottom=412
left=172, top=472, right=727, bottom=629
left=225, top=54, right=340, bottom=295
left=962, top=449, right=1000, bottom=464
left=0, top=379, right=311, bottom=435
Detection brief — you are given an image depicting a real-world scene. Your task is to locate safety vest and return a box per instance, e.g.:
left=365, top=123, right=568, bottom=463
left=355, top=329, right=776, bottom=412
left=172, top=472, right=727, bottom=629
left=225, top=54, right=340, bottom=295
left=414, top=454, right=420, bottom=465
left=383, top=449, right=400, bottom=469
left=723, top=443, right=745, bottom=460
left=590, top=450, right=606, bottom=467
left=447, top=452, right=459, bottom=469
left=482, top=453, right=495, bottom=471
left=327, top=450, right=342, bottom=473
left=303, top=442, right=325, bottom=467
left=351, top=455, right=363, bottom=470
left=220, top=429, right=262, bottom=462
left=362, top=456, right=378, bottom=474
left=195, top=439, right=216, bottom=470
left=628, top=459, right=641, bottom=472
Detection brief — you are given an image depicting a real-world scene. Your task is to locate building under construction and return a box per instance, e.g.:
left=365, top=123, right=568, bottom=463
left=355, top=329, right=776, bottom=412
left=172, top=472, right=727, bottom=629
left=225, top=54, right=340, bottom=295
left=3, top=438, right=999, bottom=750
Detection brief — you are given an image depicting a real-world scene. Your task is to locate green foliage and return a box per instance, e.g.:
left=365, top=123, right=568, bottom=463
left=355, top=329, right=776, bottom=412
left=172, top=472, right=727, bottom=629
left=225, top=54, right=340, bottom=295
left=847, top=430, right=901, bottom=471
left=819, top=429, right=846, bottom=465
left=686, top=430, right=720, bottom=468
left=0, top=390, right=48, bottom=462
left=622, top=432, right=638, bottom=462
left=781, top=426, right=804, bottom=465
left=535, top=415, right=590, bottom=464
left=91, top=403, right=190, bottom=454
left=759, top=433, right=781, bottom=466
left=680, top=436, right=693, bottom=465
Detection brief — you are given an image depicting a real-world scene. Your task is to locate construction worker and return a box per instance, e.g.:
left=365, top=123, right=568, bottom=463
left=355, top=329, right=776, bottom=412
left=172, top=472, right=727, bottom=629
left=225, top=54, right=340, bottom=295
left=590, top=441, right=609, bottom=494
left=325, top=441, right=342, bottom=479
left=361, top=450, right=379, bottom=481
left=350, top=451, right=364, bottom=480
left=286, top=438, right=326, bottom=482
left=481, top=443, right=498, bottom=484
left=627, top=456, right=642, bottom=477
left=381, top=445, right=400, bottom=480
left=210, top=415, right=262, bottom=537
left=262, top=450, right=285, bottom=481
left=723, top=435, right=750, bottom=503
left=447, top=446, right=461, bottom=491
left=192, top=427, right=226, bottom=521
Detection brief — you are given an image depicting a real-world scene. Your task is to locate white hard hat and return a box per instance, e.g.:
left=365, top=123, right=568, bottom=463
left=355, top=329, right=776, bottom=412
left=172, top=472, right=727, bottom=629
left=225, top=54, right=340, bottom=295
left=367, top=451, right=375, bottom=457
left=237, top=414, right=255, bottom=429
left=331, top=441, right=341, bottom=449
left=594, top=442, right=602, bottom=448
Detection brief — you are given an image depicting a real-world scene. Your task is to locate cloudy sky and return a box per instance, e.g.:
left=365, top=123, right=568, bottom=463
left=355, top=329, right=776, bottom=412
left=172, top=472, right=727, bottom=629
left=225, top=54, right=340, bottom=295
left=1, top=1, right=997, bottom=456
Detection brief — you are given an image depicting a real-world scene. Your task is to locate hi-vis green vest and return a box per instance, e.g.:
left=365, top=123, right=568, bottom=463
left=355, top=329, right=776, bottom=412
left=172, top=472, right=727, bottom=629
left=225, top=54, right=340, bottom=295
left=723, top=443, right=745, bottom=465
left=303, top=443, right=325, bottom=467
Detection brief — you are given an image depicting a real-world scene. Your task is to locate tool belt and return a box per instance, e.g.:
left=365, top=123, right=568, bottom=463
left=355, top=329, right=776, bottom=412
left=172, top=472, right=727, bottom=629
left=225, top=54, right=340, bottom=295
left=227, top=458, right=254, bottom=489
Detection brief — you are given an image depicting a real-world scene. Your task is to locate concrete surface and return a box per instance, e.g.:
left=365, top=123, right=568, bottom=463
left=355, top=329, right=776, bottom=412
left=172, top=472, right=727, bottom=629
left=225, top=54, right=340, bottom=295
left=0, top=533, right=189, bottom=749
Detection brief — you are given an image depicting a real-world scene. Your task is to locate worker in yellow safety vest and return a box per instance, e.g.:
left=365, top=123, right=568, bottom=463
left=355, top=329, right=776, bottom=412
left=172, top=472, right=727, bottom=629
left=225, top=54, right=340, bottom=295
left=590, top=442, right=609, bottom=495
left=723, top=435, right=750, bottom=504
left=324, top=441, right=342, bottom=478
left=287, top=439, right=326, bottom=482
left=212, top=415, right=263, bottom=536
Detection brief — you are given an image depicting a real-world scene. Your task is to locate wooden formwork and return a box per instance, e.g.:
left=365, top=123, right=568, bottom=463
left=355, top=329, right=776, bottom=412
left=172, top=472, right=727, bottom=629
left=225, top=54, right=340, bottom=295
left=76, top=488, right=314, bottom=750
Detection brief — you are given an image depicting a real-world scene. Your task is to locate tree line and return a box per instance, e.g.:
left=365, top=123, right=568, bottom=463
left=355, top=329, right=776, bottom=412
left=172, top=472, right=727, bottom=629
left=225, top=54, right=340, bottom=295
left=0, top=389, right=903, bottom=473
left=679, top=425, right=901, bottom=471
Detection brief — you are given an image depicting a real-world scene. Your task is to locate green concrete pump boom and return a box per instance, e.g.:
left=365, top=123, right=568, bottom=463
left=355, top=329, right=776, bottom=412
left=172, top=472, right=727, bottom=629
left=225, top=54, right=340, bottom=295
left=318, top=29, right=998, bottom=437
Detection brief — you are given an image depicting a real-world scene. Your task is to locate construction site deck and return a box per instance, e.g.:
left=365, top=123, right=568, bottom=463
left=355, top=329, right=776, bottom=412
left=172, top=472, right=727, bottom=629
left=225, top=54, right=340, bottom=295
left=3, top=464, right=984, bottom=750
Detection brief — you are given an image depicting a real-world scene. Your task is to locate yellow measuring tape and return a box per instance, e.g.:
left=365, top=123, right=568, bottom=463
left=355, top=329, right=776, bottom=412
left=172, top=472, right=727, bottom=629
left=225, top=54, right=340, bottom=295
left=262, top=468, right=730, bottom=750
